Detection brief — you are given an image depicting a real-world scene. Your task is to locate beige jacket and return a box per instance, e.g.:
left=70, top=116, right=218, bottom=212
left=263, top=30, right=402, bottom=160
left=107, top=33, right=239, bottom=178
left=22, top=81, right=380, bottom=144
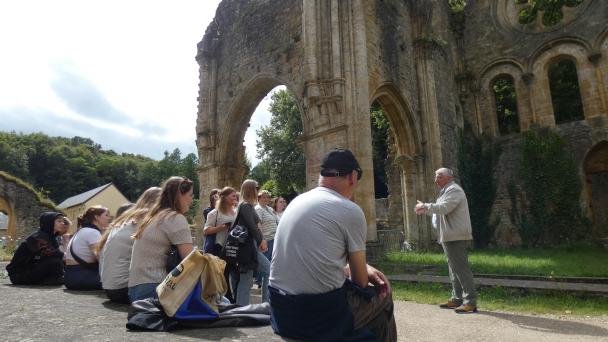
left=424, top=181, right=473, bottom=243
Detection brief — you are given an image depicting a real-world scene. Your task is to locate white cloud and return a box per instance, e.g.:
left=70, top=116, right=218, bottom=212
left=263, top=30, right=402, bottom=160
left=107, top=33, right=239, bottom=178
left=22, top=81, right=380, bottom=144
left=0, top=0, right=227, bottom=159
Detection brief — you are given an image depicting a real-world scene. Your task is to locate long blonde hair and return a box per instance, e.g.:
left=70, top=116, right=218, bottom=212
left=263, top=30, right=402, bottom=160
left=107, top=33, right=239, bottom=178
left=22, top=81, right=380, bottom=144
left=132, top=177, right=193, bottom=239
left=240, top=179, right=258, bottom=205
left=216, top=187, right=236, bottom=215
left=96, top=187, right=162, bottom=252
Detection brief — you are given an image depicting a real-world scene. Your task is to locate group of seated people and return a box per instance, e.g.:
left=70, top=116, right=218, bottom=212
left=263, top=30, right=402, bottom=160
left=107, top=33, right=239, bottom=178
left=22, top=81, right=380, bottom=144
left=6, top=176, right=196, bottom=304
left=5, top=176, right=288, bottom=308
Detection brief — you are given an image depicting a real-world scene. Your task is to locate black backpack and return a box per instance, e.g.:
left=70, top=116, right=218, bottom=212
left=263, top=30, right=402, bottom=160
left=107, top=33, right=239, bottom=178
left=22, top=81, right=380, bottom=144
left=220, top=204, right=257, bottom=272
left=221, top=224, right=249, bottom=264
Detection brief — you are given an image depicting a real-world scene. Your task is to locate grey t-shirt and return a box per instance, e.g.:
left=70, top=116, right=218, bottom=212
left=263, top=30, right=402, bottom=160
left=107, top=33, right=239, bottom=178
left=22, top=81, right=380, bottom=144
left=129, top=213, right=192, bottom=287
left=99, top=222, right=136, bottom=290
left=269, top=187, right=367, bottom=294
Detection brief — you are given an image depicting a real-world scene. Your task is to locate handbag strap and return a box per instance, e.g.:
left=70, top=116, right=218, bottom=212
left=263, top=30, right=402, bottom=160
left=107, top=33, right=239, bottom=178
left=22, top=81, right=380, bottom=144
left=69, top=231, right=98, bottom=270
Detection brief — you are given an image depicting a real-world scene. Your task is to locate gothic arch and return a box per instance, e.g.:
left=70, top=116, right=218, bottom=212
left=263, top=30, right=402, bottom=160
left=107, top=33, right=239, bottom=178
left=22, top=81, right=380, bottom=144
left=369, top=83, right=431, bottom=248
left=370, top=83, right=421, bottom=156
left=477, top=59, right=530, bottom=135
left=584, top=140, right=608, bottom=238
left=0, top=196, right=15, bottom=239
left=528, top=38, right=602, bottom=126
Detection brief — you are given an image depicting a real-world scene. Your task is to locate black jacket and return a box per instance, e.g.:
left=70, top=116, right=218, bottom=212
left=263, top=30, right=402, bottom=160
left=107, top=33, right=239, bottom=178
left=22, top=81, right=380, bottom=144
left=231, top=202, right=262, bottom=272
left=6, top=212, right=64, bottom=276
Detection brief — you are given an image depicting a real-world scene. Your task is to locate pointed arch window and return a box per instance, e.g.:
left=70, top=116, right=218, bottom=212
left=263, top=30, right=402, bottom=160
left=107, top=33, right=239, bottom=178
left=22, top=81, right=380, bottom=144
left=548, top=58, right=584, bottom=124
left=492, top=75, right=520, bottom=135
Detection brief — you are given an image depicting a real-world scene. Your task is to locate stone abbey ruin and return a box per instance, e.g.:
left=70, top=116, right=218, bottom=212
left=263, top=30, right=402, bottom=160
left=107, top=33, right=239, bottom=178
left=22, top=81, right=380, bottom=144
left=195, top=0, right=608, bottom=249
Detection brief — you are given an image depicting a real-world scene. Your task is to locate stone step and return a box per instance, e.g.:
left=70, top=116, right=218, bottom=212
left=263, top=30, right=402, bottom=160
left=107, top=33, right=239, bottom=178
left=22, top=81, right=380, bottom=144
left=388, top=274, right=608, bottom=293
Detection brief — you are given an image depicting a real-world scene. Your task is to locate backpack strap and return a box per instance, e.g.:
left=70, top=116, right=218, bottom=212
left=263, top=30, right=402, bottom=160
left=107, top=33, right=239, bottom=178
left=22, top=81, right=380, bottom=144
left=69, top=231, right=99, bottom=270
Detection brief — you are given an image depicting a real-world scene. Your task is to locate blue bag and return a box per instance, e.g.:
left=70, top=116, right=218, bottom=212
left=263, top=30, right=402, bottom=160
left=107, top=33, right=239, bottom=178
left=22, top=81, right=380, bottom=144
left=174, top=280, right=220, bottom=321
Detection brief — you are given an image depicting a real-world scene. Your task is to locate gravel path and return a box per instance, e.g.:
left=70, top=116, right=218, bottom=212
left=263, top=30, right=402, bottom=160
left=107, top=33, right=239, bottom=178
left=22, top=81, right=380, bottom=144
left=1, top=276, right=607, bottom=341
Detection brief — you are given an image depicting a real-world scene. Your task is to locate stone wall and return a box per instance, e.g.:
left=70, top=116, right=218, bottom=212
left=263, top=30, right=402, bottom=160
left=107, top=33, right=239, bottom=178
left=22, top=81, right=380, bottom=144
left=196, top=0, right=608, bottom=248
left=458, top=0, right=608, bottom=246
left=0, top=172, right=58, bottom=245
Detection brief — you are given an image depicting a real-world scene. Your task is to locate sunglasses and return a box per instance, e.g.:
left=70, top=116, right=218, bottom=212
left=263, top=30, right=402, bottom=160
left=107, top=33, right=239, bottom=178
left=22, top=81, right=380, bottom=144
left=322, top=168, right=363, bottom=181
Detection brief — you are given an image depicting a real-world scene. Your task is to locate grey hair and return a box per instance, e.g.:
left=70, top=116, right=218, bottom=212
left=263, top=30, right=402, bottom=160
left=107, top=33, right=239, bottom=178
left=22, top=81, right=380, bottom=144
left=436, top=168, right=454, bottom=177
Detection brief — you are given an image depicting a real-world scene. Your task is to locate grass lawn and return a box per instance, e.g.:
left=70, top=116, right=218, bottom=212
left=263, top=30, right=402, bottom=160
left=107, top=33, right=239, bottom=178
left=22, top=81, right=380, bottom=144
left=392, top=282, right=608, bottom=316
left=383, top=243, right=608, bottom=278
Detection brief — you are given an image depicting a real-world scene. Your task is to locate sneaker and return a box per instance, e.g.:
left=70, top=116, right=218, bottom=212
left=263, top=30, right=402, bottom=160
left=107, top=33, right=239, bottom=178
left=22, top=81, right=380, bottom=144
left=454, top=304, right=478, bottom=314
left=439, top=300, right=461, bottom=309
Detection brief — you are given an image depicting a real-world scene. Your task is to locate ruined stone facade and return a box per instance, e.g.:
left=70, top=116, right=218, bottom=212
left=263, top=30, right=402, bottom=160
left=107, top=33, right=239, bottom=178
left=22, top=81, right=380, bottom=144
left=196, top=0, right=608, bottom=248
left=0, top=172, right=58, bottom=245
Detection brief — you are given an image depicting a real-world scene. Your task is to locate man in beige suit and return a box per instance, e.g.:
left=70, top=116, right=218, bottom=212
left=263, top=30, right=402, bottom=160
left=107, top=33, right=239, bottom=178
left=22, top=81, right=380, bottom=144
left=415, top=167, right=477, bottom=313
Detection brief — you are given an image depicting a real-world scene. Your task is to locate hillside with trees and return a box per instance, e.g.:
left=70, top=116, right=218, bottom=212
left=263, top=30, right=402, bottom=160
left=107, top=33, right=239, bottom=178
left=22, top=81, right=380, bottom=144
left=0, top=132, right=199, bottom=203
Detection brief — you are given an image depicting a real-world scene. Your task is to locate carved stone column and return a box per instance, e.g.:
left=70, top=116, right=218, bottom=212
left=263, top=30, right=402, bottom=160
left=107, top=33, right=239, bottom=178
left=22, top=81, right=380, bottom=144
left=301, top=0, right=377, bottom=240
left=196, top=21, right=221, bottom=201
left=395, top=153, right=433, bottom=250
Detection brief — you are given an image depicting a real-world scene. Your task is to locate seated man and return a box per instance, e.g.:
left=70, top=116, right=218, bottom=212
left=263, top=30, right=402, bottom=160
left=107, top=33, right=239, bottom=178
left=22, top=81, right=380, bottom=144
left=269, top=149, right=397, bottom=342
left=6, top=212, right=70, bottom=285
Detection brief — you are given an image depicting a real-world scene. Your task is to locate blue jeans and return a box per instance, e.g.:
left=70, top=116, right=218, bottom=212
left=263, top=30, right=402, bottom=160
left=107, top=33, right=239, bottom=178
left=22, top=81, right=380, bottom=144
left=263, top=239, right=274, bottom=261
left=64, top=265, right=102, bottom=290
left=231, top=251, right=270, bottom=305
left=256, top=239, right=274, bottom=285
left=128, top=283, right=159, bottom=302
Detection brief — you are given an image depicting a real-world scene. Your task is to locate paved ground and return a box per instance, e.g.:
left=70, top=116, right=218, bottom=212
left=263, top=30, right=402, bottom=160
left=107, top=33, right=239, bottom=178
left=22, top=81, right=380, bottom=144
left=1, top=275, right=607, bottom=342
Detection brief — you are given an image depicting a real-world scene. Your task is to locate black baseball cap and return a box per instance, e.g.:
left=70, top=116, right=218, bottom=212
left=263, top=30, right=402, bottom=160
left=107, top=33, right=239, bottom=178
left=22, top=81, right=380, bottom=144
left=320, top=148, right=363, bottom=180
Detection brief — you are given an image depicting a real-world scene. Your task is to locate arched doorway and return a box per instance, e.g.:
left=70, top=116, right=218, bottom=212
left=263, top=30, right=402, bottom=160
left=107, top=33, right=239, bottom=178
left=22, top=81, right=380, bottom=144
left=0, top=197, right=16, bottom=243
left=370, top=84, right=431, bottom=250
left=198, top=75, right=307, bottom=199
left=584, top=141, right=608, bottom=238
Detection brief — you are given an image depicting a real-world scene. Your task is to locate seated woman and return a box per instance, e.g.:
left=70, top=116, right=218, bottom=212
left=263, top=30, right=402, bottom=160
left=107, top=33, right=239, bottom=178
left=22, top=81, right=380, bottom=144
left=64, top=206, right=111, bottom=290
left=6, top=212, right=70, bottom=285
left=128, top=176, right=194, bottom=302
left=98, top=187, right=161, bottom=304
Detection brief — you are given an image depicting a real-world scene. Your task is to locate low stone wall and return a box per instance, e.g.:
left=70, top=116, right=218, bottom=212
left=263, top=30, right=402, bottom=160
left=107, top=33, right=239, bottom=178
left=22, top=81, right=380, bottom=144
left=0, top=172, right=58, bottom=245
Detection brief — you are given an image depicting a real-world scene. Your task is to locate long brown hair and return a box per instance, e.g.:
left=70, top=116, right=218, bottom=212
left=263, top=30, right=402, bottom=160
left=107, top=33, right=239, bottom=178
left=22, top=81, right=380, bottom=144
left=216, top=187, right=236, bottom=215
left=240, top=179, right=258, bottom=205
left=77, top=205, right=108, bottom=230
left=208, top=188, right=220, bottom=208
left=132, top=177, right=193, bottom=239
left=96, top=187, right=162, bottom=252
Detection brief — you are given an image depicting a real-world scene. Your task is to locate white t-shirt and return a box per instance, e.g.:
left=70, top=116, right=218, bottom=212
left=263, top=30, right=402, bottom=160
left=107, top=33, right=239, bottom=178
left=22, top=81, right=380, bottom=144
left=65, top=227, right=101, bottom=263
left=269, top=187, right=367, bottom=294
left=204, top=209, right=236, bottom=246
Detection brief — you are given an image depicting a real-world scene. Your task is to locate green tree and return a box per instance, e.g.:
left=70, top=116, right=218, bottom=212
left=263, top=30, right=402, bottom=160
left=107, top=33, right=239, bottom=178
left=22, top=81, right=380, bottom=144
left=256, top=90, right=306, bottom=195
left=370, top=103, right=389, bottom=198
left=249, top=158, right=272, bottom=186
left=519, top=127, right=589, bottom=247
left=457, top=124, right=501, bottom=248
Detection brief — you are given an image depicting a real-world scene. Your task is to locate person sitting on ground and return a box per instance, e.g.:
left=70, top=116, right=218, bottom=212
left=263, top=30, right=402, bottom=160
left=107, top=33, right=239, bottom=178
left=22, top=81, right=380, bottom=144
left=64, top=205, right=111, bottom=290
left=128, top=176, right=194, bottom=302
left=272, top=196, right=287, bottom=222
left=229, top=179, right=269, bottom=306
left=6, top=212, right=71, bottom=285
left=269, top=148, right=397, bottom=341
left=97, top=187, right=162, bottom=304
left=115, top=202, right=135, bottom=219
left=202, top=188, right=220, bottom=253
